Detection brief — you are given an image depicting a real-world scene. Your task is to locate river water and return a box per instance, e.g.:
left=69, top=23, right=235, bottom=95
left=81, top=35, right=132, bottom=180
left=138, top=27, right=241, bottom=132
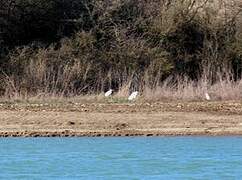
left=0, top=137, right=242, bottom=179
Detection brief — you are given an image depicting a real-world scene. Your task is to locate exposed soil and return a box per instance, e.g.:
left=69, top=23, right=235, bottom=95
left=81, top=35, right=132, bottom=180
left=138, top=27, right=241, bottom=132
left=0, top=101, right=242, bottom=137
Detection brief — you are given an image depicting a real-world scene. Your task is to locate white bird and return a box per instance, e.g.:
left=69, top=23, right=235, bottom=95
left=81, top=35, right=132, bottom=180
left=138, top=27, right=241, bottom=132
left=105, top=89, right=113, bottom=97
left=128, top=91, right=138, bottom=101
left=205, top=92, right=211, bottom=101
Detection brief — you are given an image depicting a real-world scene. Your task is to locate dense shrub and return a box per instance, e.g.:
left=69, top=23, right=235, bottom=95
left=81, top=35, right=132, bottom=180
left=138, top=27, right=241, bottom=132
left=0, top=0, right=242, bottom=96
left=0, top=0, right=94, bottom=46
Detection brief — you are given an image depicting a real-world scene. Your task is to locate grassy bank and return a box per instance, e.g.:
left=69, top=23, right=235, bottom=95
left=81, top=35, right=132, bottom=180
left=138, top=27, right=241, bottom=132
left=1, top=75, right=242, bottom=102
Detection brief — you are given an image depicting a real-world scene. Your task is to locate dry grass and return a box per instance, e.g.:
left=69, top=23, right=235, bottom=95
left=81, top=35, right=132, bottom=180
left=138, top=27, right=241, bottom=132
left=144, top=75, right=242, bottom=102
left=1, top=72, right=242, bottom=103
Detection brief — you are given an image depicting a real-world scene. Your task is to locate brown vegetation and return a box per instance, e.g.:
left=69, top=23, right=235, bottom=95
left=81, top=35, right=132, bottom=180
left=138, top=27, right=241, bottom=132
left=1, top=0, right=242, bottom=101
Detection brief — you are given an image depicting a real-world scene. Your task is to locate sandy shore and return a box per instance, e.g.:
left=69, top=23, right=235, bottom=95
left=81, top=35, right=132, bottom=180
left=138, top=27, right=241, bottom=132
left=0, top=101, right=242, bottom=137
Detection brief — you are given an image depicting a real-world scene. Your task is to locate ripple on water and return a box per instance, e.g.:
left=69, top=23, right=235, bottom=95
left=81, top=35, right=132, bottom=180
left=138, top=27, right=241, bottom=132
left=0, top=137, right=241, bottom=179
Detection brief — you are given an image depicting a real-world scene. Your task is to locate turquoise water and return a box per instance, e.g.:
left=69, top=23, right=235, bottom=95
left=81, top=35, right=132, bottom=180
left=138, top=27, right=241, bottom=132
left=0, top=137, right=242, bottom=179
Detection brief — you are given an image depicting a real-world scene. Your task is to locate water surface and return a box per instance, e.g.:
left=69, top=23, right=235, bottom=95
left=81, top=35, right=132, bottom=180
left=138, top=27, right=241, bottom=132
left=0, top=137, right=242, bottom=179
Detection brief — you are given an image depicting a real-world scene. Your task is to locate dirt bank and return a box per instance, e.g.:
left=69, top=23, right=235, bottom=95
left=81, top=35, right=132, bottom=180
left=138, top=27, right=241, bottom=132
left=0, top=101, right=242, bottom=137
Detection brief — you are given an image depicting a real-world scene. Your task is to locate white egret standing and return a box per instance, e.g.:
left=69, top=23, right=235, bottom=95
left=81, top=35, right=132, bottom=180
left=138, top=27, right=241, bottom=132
left=128, top=91, right=138, bottom=101
left=205, top=92, right=211, bottom=101
left=105, top=89, right=113, bottom=97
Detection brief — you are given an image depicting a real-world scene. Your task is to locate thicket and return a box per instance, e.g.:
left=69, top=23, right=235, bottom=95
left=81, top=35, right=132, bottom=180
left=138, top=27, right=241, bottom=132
left=0, top=0, right=242, bottom=98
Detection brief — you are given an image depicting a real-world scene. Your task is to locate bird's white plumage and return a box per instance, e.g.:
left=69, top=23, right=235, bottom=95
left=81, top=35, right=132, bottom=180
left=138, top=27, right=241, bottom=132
left=205, top=92, right=211, bottom=101
left=128, top=91, right=138, bottom=101
left=105, top=89, right=113, bottom=97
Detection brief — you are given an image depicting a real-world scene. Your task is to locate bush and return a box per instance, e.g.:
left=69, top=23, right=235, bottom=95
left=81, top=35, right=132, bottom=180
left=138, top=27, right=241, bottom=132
left=1, top=0, right=242, bottom=97
left=0, top=0, right=94, bottom=47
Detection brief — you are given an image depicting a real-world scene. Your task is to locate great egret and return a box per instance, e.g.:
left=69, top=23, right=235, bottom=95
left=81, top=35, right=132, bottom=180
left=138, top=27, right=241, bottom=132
left=205, top=92, right=211, bottom=101
left=128, top=91, right=138, bottom=101
left=105, top=89, right=113, bottom=97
